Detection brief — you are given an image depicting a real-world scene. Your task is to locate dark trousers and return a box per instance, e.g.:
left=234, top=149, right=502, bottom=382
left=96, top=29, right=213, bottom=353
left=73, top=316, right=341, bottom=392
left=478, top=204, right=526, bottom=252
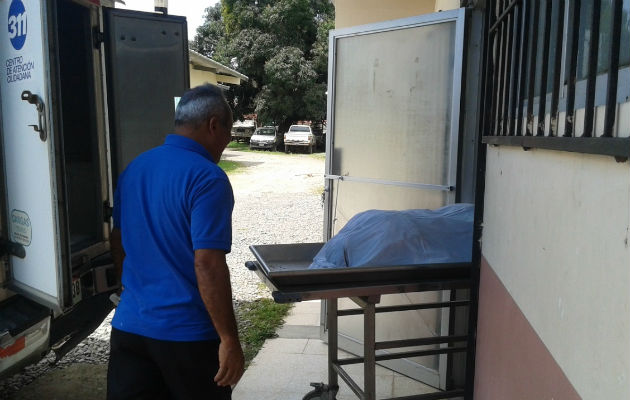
left=107, top=328, right=231, bottom=400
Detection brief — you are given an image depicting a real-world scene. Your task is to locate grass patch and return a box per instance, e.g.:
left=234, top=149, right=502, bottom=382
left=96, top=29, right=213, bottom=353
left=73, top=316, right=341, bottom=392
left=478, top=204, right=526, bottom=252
left=228, top=140, right=287, bottom=155
left=227, top=141, right=252, bottom=151
left=218, top=160, right=243, bottom=174
left=235, top=299, right=292, bottom=368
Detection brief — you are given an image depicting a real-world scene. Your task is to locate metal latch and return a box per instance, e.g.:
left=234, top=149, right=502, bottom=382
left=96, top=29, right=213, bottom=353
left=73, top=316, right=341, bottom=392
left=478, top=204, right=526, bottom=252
left=92, top=27, right=104, bottom=48
left=20, top=91, right=46, bottom=141
left=0, top=239, right=26, bottom=259
left=103, top=202, right=113, bottom=222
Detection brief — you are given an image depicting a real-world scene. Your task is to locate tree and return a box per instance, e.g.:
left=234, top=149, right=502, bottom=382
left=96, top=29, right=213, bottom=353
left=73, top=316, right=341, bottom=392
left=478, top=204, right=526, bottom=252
left=190, top=4, right=229, bottom=64
left=255, top=46, right=317, bottom=130
left=191, top=0, right=334, bottom=128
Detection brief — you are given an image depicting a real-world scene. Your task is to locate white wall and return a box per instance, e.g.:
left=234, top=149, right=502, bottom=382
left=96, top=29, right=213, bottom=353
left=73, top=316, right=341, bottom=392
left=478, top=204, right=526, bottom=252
left=189, top=67, right=218, bottom=88
left=482, top=146, right=630, bottom=399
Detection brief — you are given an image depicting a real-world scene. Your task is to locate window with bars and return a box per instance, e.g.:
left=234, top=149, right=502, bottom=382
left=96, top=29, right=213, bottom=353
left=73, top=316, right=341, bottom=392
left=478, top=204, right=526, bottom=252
left=481, top=0, right=630, bottom=160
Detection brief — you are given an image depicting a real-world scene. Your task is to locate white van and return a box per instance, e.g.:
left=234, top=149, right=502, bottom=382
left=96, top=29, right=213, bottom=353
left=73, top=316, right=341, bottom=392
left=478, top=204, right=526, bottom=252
left=0, top=0, right=189, bottom=378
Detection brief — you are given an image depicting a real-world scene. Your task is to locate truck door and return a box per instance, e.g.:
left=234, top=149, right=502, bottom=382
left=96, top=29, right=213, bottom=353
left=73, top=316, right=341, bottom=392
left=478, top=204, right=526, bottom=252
left=102, top=8, right=189, bottom=184
left=0, top=0, right=64, bottom=313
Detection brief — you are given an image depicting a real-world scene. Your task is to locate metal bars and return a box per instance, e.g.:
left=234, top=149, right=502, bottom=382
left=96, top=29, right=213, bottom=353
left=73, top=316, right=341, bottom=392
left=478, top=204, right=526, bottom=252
left=603, top=0, right=625, bottom=136
left=536, top=0, right=553, bottom=136
left=508, top=1, right=524, bottom=136
left=326, top=294, right=471, bottom=399
left=565, top=0, right=582, bottom=137
left=583, top=0, right=603, bottom=137
left=550, top=0, right=566, bottom=136
left=336, top=300, right=470, bottom=316
left=481, top=0, right=630, bottom=159
left=525, top=0, right=541, bottom=136
left=514, top=0, right=530, bottom=136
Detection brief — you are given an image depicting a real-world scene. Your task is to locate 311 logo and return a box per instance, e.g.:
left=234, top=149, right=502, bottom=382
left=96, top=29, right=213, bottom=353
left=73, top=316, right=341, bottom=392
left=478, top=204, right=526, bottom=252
left=8, top=0, right=27, bottom=51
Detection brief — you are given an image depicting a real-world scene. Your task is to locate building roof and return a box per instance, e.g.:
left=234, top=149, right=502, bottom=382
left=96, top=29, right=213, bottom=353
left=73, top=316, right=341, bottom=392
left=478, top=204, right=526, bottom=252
left=189, top=50, right=249, bottom=83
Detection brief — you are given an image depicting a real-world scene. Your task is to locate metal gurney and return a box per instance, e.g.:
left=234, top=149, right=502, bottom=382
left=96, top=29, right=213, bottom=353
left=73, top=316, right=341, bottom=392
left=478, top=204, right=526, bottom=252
left=245, top=242, right=473, bottom=400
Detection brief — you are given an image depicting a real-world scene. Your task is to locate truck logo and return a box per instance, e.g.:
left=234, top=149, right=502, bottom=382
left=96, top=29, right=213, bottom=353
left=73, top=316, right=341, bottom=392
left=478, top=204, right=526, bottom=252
left=10, top=209, right=31, bottom=246
left=8, top=0, right=27, bottom=51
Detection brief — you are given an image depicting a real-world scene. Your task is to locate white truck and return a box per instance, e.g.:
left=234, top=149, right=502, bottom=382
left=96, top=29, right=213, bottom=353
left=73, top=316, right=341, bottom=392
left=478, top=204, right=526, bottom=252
left=0, top=0, right=189, bottom=378
left=284, top=124, right=316, bottom=153
left=231, top=119, right=256, bottom=143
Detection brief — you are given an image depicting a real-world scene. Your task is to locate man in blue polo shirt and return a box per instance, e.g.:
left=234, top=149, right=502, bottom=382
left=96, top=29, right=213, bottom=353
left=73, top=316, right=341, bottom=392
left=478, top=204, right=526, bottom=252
left=107, top=84, right=244, bottom=400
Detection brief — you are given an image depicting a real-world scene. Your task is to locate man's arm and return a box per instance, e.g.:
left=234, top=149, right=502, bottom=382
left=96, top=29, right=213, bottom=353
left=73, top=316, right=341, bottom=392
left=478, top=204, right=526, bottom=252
left=194, top=248, right=244, bottom=387
left=110, top=228, right=125, bottom=282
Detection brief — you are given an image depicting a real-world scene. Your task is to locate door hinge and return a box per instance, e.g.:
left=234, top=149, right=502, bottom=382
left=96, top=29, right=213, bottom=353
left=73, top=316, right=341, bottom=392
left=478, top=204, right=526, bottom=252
left=103, top=202, right=113, bottom=222
left=0, top=239, right=26, bottom=259
left=93, top=27, right=104, bottom=49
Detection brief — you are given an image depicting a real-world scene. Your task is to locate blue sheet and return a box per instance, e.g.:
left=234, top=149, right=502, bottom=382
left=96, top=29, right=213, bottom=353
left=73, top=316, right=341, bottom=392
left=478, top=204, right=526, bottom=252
left=309, top=204, right=474, bottom=269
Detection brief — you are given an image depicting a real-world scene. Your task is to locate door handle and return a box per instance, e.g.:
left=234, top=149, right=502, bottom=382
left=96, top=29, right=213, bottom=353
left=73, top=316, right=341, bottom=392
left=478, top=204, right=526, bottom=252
left=0, top=238, right=26, bottom=258
left=20, top=90, right=47, bottom=142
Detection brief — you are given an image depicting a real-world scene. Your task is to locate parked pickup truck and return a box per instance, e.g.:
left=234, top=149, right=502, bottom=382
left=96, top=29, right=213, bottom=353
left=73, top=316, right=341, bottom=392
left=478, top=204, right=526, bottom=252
left=231, top=120, right=256, bottom=143
left=250, top=126, right=282, bottom=151
left=284, top=125, right=316, bottom=153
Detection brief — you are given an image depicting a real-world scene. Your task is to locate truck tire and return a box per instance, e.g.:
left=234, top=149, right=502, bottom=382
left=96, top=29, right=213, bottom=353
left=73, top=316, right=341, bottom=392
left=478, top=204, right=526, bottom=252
left=285, top=145, right=290, bottom=153
left=308, top=145, right=313, bottom=154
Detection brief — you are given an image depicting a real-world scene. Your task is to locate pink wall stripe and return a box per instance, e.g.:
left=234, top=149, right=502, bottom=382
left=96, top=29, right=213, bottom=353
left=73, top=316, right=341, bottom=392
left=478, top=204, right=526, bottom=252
left=474, top=257, right=581, bottom=399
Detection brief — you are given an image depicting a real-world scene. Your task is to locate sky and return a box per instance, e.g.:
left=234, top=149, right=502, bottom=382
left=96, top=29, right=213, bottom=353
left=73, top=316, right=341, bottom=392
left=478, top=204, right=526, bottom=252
left=117, top=0, right=220, bottom=40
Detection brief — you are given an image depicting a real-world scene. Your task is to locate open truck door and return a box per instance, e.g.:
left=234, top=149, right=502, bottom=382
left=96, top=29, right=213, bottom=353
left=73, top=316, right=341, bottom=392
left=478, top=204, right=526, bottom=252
left=102, top=7, right=189, bottom=183
left=0, top=0, right=189, bottom=378
left=0, top=0, right=66, bottom=313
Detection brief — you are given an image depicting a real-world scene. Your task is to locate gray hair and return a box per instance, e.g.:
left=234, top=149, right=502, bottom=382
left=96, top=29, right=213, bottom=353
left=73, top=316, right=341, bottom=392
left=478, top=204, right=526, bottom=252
left=174, top=84, right=232, bottom=129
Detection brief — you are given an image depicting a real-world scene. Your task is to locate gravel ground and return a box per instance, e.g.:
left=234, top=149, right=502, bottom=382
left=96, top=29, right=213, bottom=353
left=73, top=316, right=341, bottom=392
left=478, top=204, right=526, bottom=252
left=0, top=148, right=325, bottom=399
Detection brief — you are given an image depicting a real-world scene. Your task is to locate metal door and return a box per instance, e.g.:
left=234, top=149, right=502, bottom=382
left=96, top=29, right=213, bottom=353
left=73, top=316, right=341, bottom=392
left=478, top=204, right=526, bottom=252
left=103, top=8, right=189, bottom=184
left=323, top=9, right=467, bottom=389
left=0, top=0, right=64, bottom=313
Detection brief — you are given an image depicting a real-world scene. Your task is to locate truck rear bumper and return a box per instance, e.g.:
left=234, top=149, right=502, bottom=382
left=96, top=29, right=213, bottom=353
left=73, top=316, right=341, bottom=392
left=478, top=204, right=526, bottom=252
left=0, top=296, right=51, bottom=379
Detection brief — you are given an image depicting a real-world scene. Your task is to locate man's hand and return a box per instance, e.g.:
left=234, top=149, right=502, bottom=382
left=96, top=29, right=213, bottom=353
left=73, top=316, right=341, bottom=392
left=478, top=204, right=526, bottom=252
left=214, top=337, right=245, bottom=386
left=194, top=249, right=244, bottom=386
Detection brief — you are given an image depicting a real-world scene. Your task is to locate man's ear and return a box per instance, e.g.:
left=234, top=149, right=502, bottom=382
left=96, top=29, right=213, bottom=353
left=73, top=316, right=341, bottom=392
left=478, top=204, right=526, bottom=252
left=207, top=116, right=218, bottom=135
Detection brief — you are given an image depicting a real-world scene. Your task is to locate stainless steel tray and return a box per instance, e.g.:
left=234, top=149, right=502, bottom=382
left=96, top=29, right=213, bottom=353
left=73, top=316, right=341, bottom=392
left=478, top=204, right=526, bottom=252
left=247, top=243, right=471, bottom=301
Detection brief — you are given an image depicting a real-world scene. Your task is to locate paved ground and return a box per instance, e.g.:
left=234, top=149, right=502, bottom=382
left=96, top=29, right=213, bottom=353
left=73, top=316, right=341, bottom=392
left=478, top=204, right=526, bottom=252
left=232, top=300, right=436, bottom=400
left=223, top=148, right=325, bottom=196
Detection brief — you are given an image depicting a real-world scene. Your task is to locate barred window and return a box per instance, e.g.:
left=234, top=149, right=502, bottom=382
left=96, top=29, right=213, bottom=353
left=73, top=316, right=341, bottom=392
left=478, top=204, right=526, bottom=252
left=482, top=0, right=630, bottom=161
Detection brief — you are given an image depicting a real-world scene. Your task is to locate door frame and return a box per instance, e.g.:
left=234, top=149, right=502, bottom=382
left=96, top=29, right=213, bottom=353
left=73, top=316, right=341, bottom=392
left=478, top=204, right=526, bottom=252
left=321, top=8, right=468, bottom=388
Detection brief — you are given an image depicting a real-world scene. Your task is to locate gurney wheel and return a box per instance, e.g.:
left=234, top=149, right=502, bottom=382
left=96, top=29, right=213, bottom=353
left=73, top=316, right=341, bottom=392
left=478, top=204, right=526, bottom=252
left=302, top=382, right=337, bottom=400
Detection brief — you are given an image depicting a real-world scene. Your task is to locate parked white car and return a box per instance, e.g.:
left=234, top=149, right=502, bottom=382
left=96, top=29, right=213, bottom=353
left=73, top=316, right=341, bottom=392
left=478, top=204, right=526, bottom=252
left=250, top=126, right=281, bottom=151
left=284, top=125, right=316, bottom=153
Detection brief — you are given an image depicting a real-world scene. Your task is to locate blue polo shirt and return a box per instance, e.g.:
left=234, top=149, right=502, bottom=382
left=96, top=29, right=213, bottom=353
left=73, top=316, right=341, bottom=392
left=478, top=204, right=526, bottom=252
left=111, top=134, right=234, bottom=341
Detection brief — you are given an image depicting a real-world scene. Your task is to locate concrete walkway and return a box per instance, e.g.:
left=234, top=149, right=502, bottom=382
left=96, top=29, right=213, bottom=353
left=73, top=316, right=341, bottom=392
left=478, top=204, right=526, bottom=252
left=232, top=300, right=435, bottom=400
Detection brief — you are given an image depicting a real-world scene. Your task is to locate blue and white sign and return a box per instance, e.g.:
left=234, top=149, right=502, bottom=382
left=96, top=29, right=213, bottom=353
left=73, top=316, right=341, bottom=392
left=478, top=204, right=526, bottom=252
left=8, top=0, right=27, bottom=50
left=10, top=209, right=32, bottom=246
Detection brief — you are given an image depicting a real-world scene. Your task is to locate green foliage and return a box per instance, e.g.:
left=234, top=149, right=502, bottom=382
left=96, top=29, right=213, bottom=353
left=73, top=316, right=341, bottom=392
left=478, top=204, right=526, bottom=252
left=311, top=16, right=334, bottom=78
left=261, top=0, right=316, bottom=51
left=190, top=4, right=230, bottom=64
left=255, top=47, right=317, bottom=126
left=191, top=0, right=334, bottom=128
